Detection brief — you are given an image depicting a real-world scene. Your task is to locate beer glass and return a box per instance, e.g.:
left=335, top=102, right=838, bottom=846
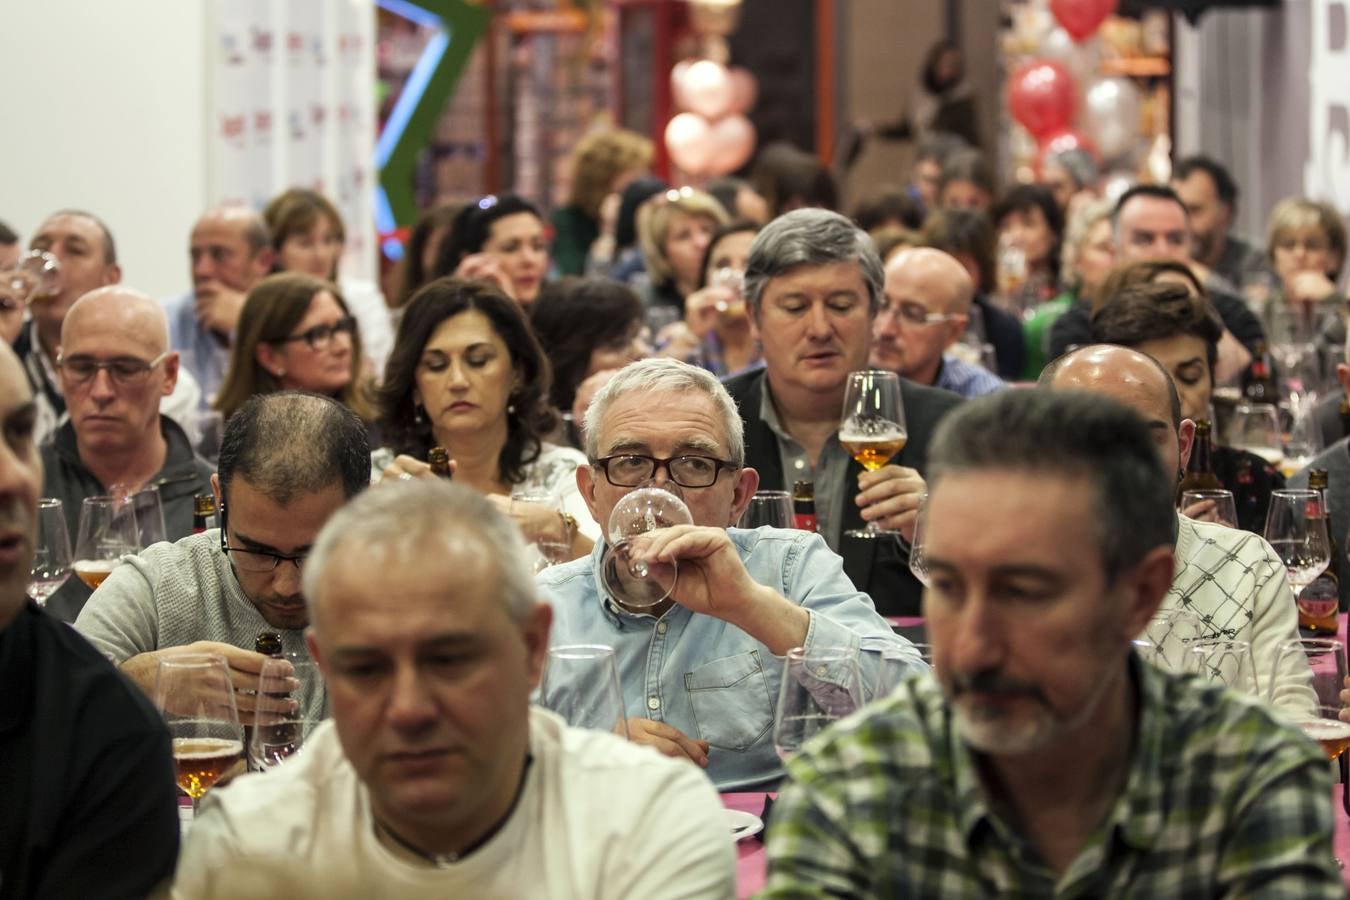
left=1177, top=489, right=1238, bottom=529
left=773, top=647, right=863, bottom=763
left=839, top=370, right=907, bottom=538
left=537, top=645, right=629, bottom=739
left=1226, top=403, right=1284, bottom=469
left=153, top=654, right=244, bottom=811
left=737, top=490, right=794, bottom=529
left=598, top=486, right=693, bottom=609
left=73, top=496, right=139, bottom=590
left=248, top=658, right=323, bottom=770
left=509, top=487, right=570, bottom=573
left=1272, top=638, right=1350, bottom=760
left=1186, top=638, right=1260, bottom=698
left=1264, top=489, right=1331, bottom=604
left=29, top=499, right=72, bottom=606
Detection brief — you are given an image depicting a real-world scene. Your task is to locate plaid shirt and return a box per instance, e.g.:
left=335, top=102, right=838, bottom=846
left=762, top=658, right=1342, bottom=898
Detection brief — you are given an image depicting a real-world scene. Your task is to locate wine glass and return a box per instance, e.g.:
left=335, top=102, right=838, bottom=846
left=1281, top=394, right=1323, bottom=478
left=1135, top=608, right=1204, bottom=674
left=908, top=492, right=930, bottom=586
left=839, top=370, right=907, bottom=539
left=773, top=647, right=863, bottom=763
left=73, top=496, right=140, bottom=590
left=248, top=658, right=323, bottom=770
left=1178, top=489, right=1239, bottom=529
left=537, top=645, right=629, bottom=738
left=117, top=483, right=168, bottom=549
left=509, top=487, right=570, bottom=573
left=737, top=490, right=794, bottom=529
left=1226, top=402, right=1284, bottom=469
left=1, top=249, right=59, bottom=308
left=598, top=486, right=693, bottom=609
left=154, top=654, right=244, bottom=811
left=1187, top=638, right=1260, bottom=697
left=1272, top=638, right=1350, bottom=759
left=28, top=499, right=73, bottom=606
left=1264, top=489, right=1331, bottom=606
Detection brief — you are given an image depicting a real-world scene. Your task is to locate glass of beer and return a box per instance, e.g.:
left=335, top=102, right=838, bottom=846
left=1273, top=638, right=1350, bottom=760
left=839, top=370, right=907, bottom=538
left=153, top=654, right=245, bottom=811
left=73, top=495, right=139, bottom=590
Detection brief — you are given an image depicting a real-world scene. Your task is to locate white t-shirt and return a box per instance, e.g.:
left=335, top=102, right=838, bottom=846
left=173, top=708, right=735, bottom=900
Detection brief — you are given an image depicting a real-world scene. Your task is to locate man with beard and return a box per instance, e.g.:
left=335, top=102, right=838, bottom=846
left=761, top=390, right=1340, bottom=896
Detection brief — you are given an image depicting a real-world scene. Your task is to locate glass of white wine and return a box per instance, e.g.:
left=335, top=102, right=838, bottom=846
left=29, top=498, right=72, bottom=606
left=154, top=654, right=244, bottom=812
left=839, top=370, right=907, bottom=539
left=1263, top=489, right=1330, bottom=607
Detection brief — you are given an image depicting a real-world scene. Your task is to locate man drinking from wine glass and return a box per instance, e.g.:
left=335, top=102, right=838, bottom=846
left=74, top=391, right=368, bottom=724
left=0, top=340, right=181, bottom=897
left=724, top=207, right=964, bottom=616
left=763, top=390, right=1341, bottom=896
left=1040, top=344, right=1310, bottom=715
left=538, top=358, right=923, bottom=791
left=173, top=479, right=735, bottom=898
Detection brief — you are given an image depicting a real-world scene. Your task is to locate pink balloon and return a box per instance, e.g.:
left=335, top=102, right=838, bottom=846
left=665, top=113, right=714, bottom=175
left=1050, top=0, right=1118, bottom=43
left=1007, top=59, right=1077, bottom=140
left=706, top=114, right=757, bottom=176
left=728, top=67, right=758, bottom=115
left=681, top=60, right=736, bottom=121
left=670, top=60, right=694, bottom=111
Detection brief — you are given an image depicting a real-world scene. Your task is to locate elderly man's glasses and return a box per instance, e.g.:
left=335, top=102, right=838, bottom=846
left=879, top=301, right=961, bottom=328
left=57, top=351, right=171, bottom=385
left=594, top=454, right=739, bottom=489
left=219, top=504, right=306, bottom=573
left=276, top=316, right=356, bottom=351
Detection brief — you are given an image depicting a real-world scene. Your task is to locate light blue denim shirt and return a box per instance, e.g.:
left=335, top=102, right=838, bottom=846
left=537, top=526, right=927, bottom=791
left=163, top=289, right=231, bottom=410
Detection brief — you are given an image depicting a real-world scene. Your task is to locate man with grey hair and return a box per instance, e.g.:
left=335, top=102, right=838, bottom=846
left=42, top=286, right=214, bottom=622
left=539, top=357, right=923, bottom=790
left=163, top=204, right=274, bottom=408
left=725, top=207, right=962, bottom=616
left=174, top=479, right=735, bottom=899
left=763, top=389, right=1341, bottom=896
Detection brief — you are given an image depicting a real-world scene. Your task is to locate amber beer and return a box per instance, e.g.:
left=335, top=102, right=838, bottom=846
left=73, top=559, right=119, bottom=590
left=173, top=737, right=244, bottom=798
left=1300, top=469, right=1340, bottom=635
left=840, top=432, right=908, bottom=472
left=1297, top=719, right=1350, bottom=761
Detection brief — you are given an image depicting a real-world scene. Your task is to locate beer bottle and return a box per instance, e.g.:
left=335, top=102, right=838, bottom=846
left=255, top=631, right=284, bottom=658
left=1299, top=469, right=1341, bottom=635
left=192, top=494, right=218, bottom=534
left=428, top=446, right=452, bottom=479
left=1178, top=419, right=1224, bottom=496
left=792, top=480, right=817, bottom=533
left=1240, top=343, right=1277, bottom=404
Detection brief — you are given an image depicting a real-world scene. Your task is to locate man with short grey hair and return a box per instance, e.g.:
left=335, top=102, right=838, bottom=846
left=728, top=208, right=963, bottom=616
left=174, top=479, right=736, bottom=899
left=542, top=357, right=922, bottom=790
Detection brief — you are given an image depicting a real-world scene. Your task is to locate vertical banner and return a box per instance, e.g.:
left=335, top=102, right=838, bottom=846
left=335, top=0, right=377, bottom=278
left=284, top=0, right=326, bottom=192
left=1302, top=0, right=1350, bottom=214
left=209, top=0, right=275, bottom=208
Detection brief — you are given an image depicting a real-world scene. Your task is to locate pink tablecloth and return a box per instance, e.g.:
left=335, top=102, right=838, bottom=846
left=722, top=793, right=769, bottom=898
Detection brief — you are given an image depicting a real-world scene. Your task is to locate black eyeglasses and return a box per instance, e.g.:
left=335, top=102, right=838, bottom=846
left=56, top=351, right=171, bottom=385
left=219, top=504, right=307, bottom=573
left=593, top=454, right=739, bottom=489
left=275, top=316, right=356, bottom=351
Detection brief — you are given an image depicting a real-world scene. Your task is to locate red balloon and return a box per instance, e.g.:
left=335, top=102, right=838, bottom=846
left=1050, top=0, right=1118, bottom=43
left=1007, top=60, right=1077, bottom=140
left=1036, top=128, right=1099, bottom=176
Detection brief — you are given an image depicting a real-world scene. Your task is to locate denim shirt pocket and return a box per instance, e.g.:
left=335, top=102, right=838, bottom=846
left=684, top=649, right=774, bottom=752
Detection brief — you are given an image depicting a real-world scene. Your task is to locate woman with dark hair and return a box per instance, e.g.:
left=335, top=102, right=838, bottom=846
left=374, top=277, right=596, bottom=555
left=992, top=183, right=1065, bottom=316
left=394, top=202, right=462, bottom=312
left=433, top=194, right=550, bottom=307
left=214, top=272, right=376, bottom=423
left=1091, top=280, right=1284, bottom=532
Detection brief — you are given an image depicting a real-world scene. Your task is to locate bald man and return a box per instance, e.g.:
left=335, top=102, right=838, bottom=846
left=1041, top=345, right=1310, bottom=717
left=870, top=247, right=1006, bottom=397
left=164, top=205, right=274, bottom=406
left=42, top=287, right=214, bottom=623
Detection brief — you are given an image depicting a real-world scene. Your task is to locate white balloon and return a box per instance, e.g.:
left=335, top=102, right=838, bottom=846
left=1041, top=26, right=1100, bottom=85
left=681, top=60, right=736, bottom=121
left=665, top=113, right=714, bottom=175
left=1083, top=77, right=1142, bottom=161
left=706, top=114, right=757, bottom=176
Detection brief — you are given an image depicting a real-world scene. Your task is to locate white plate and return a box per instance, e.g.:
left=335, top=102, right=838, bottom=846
left=725, top=808, right=764, bottom=841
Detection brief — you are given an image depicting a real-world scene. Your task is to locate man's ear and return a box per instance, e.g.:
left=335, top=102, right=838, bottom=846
left=1117, top=545, right=1175, bottom=642
left=576, top=464, right=601, bottom=526
left=1177, top=417, right=1196, bottom=471
left=522, top=603, right=554, bottom=690
left=728, top=466, right=761, bottom=526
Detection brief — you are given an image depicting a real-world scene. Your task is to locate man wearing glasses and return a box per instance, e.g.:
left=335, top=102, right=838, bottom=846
left=41, top=287, right=214, bottom=622
left=869, top=247, right=1005, bottom=398
left=538, top=358, right=923, bottom=790
left=74, top=392, right=369, bottom=719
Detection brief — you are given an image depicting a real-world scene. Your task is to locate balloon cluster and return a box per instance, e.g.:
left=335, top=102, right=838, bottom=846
left=1007, top=0, right=1141, bottom=171
left=664, top=60, right=759, bottom=177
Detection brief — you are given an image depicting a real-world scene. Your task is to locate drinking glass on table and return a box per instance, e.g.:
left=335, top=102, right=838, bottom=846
left=154, top=654, right=244, bottom=811
left=737, top=490, right=795, bottom=529
left=1135, top=608, right=1204, bottom=674
left=773, top=647, right=863, bottom=763
left=1281, top=397, right=1323, bottom=478
left=509, top=487, right=570, bottom=573
left=115, top=483, right=168, bottom=549
left=908, top=492, right=930, bottom=586
left=1178, top=489, right=1238, bottom=529
left=73, top=495, right=139, bottom=590
left=28, top=499, right=72, bottom=606
left=839, top=370, right=907, bottom=539
left=873, top=645, right=928, bottom=698
left=537, top=645, right=629, bottom=739
left=1226, top=403, right=1284, bottom=470
left=1264, top=489, right=1331, bottom=607
left=248, top=658, right=323, bottom=770
left=1187, top=638, right=1260, bottom=697
left=1272, top=638, right=1350, bottom=759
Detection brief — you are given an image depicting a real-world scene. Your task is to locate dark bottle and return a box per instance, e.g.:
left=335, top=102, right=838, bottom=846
left=792, top=480, right=817, bottom=533
left=254, top=631, right=284, bottom=658
left=192, top=494, right=218, bottom=534
left=1178, top=419, right=1224, bottom=497
left=1240, top=343, right=1278, bottom=404
left=1299, top=469, right=1340, bottom=635
left=428, top=446, right=452, bottom=479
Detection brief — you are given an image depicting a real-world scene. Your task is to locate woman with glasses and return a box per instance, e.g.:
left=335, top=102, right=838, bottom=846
left=214, top=273, right=376, bottom=424
left=373, top=277, right=598, bottom=558
left=433, top=194, right=550, bottom=307
left=1261, top=197, right=1347, bottom=346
